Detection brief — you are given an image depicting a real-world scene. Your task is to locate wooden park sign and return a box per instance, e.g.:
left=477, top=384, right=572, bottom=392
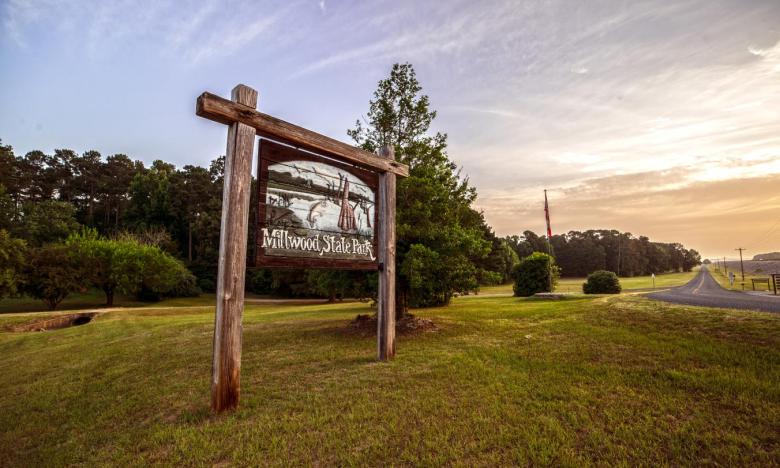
left=196, top=84, right=407, bottom=412
left=257, top=140, right=379, bottom=270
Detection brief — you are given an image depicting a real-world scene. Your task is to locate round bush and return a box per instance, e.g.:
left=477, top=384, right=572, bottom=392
left=512, top=252, right=559, bottom=297
left=583, top=270, right=622, bottom=294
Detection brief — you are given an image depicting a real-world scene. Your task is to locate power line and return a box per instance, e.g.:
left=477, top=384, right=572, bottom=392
left=745, top=219, right=780, bottom=252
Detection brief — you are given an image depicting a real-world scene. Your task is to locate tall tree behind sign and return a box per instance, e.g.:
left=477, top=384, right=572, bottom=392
left=349, top=63, right=492, bottom=317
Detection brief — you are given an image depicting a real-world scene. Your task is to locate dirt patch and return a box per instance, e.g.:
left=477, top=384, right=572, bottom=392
left=347, top=313, right=438, bottom=336
left=7, top=312, right=99, bottom=332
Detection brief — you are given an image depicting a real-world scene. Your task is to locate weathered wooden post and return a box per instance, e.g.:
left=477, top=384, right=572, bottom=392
left=377, top=145, right=396, bottom=360
left=211, top=84, right=257, bottom=412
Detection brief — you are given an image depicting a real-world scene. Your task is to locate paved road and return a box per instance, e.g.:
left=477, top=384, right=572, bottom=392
left=647, top=266, right=780, bottom=313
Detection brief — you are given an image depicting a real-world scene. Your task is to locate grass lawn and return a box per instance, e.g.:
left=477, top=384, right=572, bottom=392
left=709, top=267, right=777, bottom=293
left=0, top=291, right=278, bottom=315
left=1, top=293, right=778, bottom=465
left=0, top=289, right=148, bottom=314
left=479, top=270, right=698, bottom=295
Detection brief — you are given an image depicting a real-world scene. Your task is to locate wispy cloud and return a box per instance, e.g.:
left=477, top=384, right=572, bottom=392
left=0, top=0, right=293, bottom=64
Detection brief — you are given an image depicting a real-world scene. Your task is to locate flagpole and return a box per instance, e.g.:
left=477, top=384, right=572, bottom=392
left=544, top=190, right=553, bottom=292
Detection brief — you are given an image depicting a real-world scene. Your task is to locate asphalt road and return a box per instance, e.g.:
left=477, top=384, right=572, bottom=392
left=647, top=266, right=780, bottom=313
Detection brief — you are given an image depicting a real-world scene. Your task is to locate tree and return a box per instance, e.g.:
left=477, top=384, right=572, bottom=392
left=512, top=252, right=560, bottom=297
left=22, top=244, right=84, bottom=310
left=583, top=270, right=622, bottom=294
left=306, top=270, right=366, bottom=302
left=67, top=230, right=196, bottom=306
left=0, top=230, right=26, bottom=298
left=16, top=200, right=81, bottom=246
left=0, top=185, right=17, bottom=231
left=349, top=63, right=491, bottom=316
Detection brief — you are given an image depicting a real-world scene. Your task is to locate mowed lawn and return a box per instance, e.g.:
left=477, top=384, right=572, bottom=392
left=479, top=270, right=698, bottom=295
left=1, top=294, right=778, bottom=465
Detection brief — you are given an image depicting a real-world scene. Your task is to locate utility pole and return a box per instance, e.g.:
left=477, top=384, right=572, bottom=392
left=723, top=256, right=727, bottom=276
left=735, top=248, right=746, bottom=281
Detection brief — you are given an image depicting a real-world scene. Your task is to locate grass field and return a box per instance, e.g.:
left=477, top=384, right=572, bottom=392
left=478, top=270, right=698, bottom=295
left=1, top=293, right=778, bottom=465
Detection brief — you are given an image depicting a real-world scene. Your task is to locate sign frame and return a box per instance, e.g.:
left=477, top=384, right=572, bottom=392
left=256, top=139, right=379, bottom=270
left=196, top=84, right=407, bottom=413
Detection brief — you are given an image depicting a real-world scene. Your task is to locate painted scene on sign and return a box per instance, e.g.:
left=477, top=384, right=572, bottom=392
left=261, top=156, right=377, bottom=262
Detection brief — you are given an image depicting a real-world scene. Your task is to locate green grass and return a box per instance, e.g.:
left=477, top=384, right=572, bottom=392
left=0, top=289, right=147, bottom=314
left=1, top=293, right=778, bottom=465
left=0, top=290, right=273, bottom=315
left=709, top=267, right=776, bottom=293
left=479, top=270, right=698, bottom=295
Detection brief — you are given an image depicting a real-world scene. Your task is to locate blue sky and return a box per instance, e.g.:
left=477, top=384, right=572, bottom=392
left=2, top=0, right=779, bottom=257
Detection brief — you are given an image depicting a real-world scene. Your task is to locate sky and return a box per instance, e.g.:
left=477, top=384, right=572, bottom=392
left=1, top=0, right=779, bottom=260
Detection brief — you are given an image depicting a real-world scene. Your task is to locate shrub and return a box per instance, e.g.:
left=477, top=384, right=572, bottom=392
left=67, top=230, right=199, bottom=305
left=246, top=269, right=273, bottom=295
left=583, top=270, right=622, bottom=294
left=198, top=278, right=216, bottom=293
left=22, top=244, right=85, bottom=310
left=512, top=252, right=560, bottom=297
left=167, top=268, right=201, bottom=298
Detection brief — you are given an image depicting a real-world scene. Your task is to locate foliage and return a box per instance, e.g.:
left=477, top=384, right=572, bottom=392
left=507, top=229, right=701, bottom=277
left=67, top=230, right=197, bottom=305
left=246, top=269, right=273, bottom=295
left=583, top=270, right=622, bottom=294
left=512, top=252, right=560, bottom=297
left=350, top=63, right=492, bottom=313
left=0, top=230, right=27, bottom=298
left=16, top=200, right=81, bottom=246
left=21, top=244, right=84, bottom=310
left=0, top=185, right=15, bottom=231
left=306, top=270, right=367, bottom=302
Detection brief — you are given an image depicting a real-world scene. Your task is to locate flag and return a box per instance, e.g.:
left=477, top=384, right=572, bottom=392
left=544, top=190, right=552, bottom=238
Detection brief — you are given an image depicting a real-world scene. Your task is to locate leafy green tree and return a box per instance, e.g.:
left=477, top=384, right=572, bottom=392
left=22, top=244, right=84, bottom=309
left=17, top=200, right=81, bottom=246
left=0, top=230, right=26, bottom=298
left=125, top=160, right=176, bottom=230
left=99, top=154, right=142, bottom=230
left=350, top=63, right=491, bottom=315
left=512, top=252, right=560, bottom=297
left=67, top=230, right=196, bottom=305
left=583, top=270, right=622, bottom=294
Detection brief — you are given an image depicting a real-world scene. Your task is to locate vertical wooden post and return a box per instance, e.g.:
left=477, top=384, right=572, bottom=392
left=377, top=145, right=396, bottom=360
left=212, top=84, right=258, bottom=412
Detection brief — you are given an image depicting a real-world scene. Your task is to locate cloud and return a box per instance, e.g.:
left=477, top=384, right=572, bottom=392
left=0, top=0, right=292, bottom=64
left=477, top=172, right=780, bottom=257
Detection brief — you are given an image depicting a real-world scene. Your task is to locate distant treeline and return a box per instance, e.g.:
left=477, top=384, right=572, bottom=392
left=505, top=230, right=701, bottom=277
left=0, top=141, right=229, bottom=289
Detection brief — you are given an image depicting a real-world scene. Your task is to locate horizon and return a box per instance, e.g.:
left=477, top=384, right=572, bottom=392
left=2, top=0, right=779, bottom=259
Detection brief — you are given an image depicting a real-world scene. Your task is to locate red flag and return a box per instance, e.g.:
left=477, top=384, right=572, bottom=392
left=544, top=190, right=552, bottom=238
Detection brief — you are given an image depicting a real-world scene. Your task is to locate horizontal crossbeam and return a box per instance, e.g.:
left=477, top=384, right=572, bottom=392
left=197, top=91, right=409, bottom=178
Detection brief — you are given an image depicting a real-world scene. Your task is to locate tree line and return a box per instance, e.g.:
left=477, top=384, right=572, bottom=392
left=505, top=229, right=701, bottom=277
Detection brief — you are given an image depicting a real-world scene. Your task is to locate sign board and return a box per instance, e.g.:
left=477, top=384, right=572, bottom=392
left=256, top=140, right=379, bottom=269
